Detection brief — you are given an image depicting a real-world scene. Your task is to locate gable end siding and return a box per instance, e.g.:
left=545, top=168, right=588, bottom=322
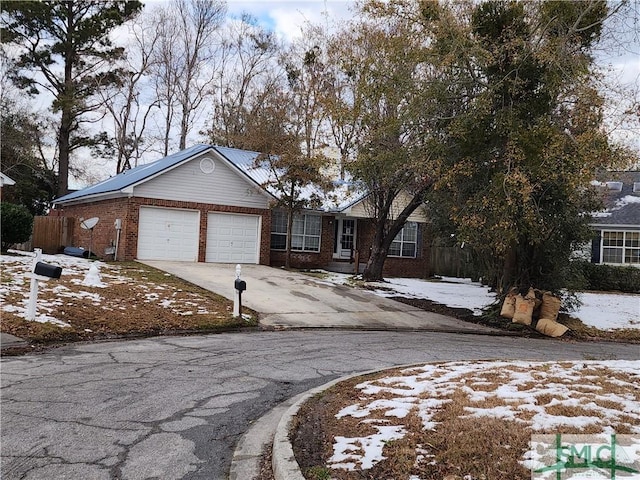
left=133, top=152, right=269, bottom=209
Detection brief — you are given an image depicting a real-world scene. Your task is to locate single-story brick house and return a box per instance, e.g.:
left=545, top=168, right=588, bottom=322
left=53, top=145, right=430, bottom=277
left=589, top=171, right=640, bottom=267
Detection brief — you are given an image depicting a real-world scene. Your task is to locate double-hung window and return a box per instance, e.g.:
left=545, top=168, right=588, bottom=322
left=389, top=222, right=418, bottom=258
left=270, top=211, right=321, bottom=252
left=601, top=231, right=640, bottom=265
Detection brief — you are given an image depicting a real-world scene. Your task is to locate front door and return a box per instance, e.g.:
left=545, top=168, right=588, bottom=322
left=334, top=218, right=356, bottom=259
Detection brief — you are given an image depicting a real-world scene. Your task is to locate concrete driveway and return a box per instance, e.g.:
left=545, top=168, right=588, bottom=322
left=140, top=262, right=499, bottom=334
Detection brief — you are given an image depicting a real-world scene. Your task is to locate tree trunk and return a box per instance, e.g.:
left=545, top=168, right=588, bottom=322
left=363, top=243, right=389, bottom=282
left=500, top=242, right=518, bottom=294
left=58, top=2, right=73, bottom=198
left=362, top=219, right=392, bottom=282
left=57, top=112, right=71, bottom=197
left=285, top=208, right=293, bottom=269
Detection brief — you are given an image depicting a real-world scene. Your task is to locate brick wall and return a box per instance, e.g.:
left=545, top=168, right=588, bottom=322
left=53, top=198, right=130, bottom=260
left=356, top=219, right=430, bottom=278
left=269, top=215, right=430, bottom=277
left=57, top=197, right=271, bottom=264
left=270, top=215, right=334, bottom=269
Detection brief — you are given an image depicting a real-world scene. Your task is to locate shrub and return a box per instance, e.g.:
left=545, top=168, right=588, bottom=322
left=0, top=202, right=33, bottom=250
left=577, top=261, right=640, bottom=294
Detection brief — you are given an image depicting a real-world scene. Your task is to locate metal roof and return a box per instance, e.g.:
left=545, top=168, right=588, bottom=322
left=53, top=144, right=365, bottom=212
left=54, top=144, right=213, bottom=204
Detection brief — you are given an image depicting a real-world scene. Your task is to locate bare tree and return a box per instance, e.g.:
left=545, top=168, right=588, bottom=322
left=149, top=0, right=225, bottom=154
left=206, top=14, right=281, bottom=148
left=99, top=18, right=160, bottom=173
left=283, top=28, right=332, bottom=165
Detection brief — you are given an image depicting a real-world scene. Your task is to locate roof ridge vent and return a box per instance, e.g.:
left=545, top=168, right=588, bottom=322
left=606, top=181, right=623, bottom=191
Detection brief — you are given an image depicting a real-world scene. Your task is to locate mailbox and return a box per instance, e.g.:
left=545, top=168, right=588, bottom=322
left=34, top=261, right=62, bottom=279
left=234, top=279, right=247, bottom=292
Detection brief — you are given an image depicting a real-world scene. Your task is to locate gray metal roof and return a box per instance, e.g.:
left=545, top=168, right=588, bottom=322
left=591, top=171, right=640, bottom=228
left=54, top=144, right=213, bottom=204
left=53, top=144, right=364, bottom=212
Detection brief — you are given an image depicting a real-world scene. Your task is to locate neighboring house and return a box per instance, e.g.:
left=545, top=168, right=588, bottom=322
left=53, top=145, right=430, bottom=277
left=1, top=172, right=17, bottom=189
left=590, top=171, right=640, bottom=267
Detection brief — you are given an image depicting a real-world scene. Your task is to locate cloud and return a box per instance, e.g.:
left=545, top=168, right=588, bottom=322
left=227, top=0, right=355, bottom=42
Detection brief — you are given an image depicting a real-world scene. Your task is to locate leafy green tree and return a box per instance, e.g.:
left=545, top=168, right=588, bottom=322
left=1, top=0, right=143, bottom=197
left=429, top=0, right=630, bottom=295
left=0, top=203, right=33, bottom=250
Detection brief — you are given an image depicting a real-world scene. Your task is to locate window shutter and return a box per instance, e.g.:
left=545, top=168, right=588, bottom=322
left=591, top=233, right=601, bottom=264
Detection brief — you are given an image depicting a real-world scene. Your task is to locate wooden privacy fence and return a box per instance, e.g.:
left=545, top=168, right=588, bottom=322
left=32, top=216, right=75, bottom=254
left=429, top=240, right=478, bottom=279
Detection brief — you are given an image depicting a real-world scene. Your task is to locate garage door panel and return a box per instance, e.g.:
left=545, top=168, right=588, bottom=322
left=206, top=213, right=259, bottom=264
left=137, top=207, right=200, bottom=261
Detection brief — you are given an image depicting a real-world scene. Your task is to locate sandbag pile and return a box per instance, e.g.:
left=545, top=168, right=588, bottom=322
left=500, top=288, right=568, bottom=337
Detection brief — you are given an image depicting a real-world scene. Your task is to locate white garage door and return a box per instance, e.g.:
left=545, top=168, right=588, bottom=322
left=137, top=207, right=200, bottom=261
left=206, top=213, right=260, bottom=263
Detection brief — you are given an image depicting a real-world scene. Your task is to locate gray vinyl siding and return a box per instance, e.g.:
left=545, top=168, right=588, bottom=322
left=133, top=154, right=270, bottom=209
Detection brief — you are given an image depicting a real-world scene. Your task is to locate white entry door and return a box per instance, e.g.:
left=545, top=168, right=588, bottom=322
left=334, top=217, right=356, bottom=259
left=137, top=207, right=200, bottom=261
left=206, top=213, right=260, bottom=263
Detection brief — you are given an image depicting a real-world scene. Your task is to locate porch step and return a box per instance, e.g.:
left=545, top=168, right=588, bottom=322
left=325, top=261, right=364, bottom=275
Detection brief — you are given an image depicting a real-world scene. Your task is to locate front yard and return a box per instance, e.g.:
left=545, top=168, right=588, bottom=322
left=0, top=252, right=256, bottom=351
left=292, top=360, right=640, bottom=480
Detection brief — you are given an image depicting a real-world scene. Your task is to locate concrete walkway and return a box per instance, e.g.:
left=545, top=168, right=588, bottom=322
left=140, top=262, right=500, bottom=334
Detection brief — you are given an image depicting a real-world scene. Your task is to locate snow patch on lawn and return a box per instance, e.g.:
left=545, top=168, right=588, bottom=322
left=329, top=360, right=640, bottom=473
left=369, top=277, right=496, bottom=316
left=312, top=270, right=639, bottom=331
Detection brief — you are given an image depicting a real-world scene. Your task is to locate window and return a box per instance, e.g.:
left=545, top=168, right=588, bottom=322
left=270, top=211, right=288, bottom=250
left=389, top=222, right=418, bottom=258
left=602, top=231, right=640, bottom=265
left=270, top=210, right=321, bottom=252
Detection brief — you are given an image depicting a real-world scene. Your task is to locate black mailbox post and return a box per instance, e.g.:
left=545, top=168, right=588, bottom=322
left=34, top=261, right=62, bottom=279
left=234, top=278, right=246, bottom=318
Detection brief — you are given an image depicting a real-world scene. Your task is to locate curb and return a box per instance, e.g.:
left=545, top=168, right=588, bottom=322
left=271, top=363, right=425, bottom=480
left=229, top=389, right=314, bottom=480
left=229, top=368, right=396, bottom=480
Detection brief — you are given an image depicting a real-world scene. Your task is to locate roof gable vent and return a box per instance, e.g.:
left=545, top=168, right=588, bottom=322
left=606, top=181, right=623, bottom=191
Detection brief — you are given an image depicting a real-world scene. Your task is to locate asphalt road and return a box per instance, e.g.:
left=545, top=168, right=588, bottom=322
left=2, top=330, right=638, bottom=480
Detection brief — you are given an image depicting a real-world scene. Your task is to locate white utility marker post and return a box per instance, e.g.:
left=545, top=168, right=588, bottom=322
left=233, top=264, right=242, bottom=318
left=26, top=248, right=43, bottom=320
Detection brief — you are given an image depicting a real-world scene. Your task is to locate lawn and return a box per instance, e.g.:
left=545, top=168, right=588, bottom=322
left=292, top=360, right=640, bottom=480
left=0, top=252, right=256, bottom=350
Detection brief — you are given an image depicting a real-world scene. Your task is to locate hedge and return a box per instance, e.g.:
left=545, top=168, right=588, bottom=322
left=578, top=261, right=640, bottom=294
left=1, top=202, right=33, bottom=250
